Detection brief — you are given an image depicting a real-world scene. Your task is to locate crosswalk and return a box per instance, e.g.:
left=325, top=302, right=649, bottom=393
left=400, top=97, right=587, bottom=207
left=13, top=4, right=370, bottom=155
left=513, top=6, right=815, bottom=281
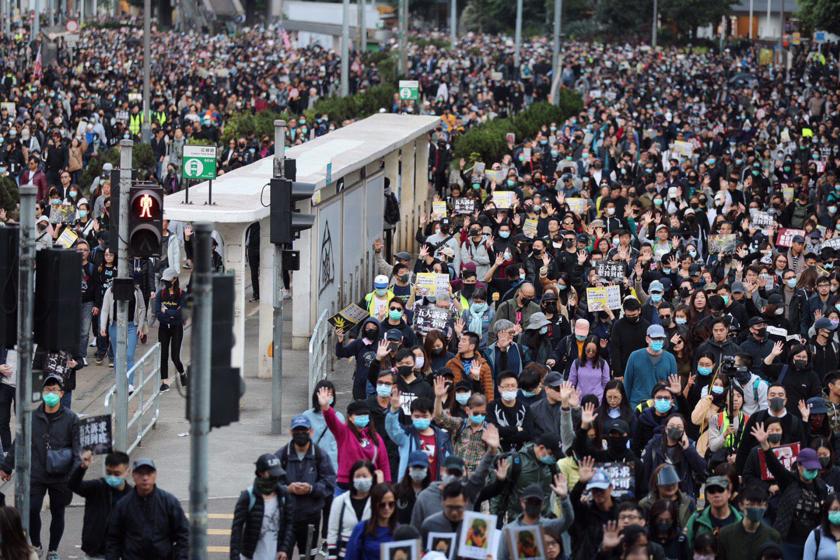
left=207, top=512, right=234, bottom=554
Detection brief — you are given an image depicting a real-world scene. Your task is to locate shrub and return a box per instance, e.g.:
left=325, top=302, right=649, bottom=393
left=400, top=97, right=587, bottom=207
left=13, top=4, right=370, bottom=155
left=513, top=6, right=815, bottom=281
left=0, top=176, right=19, bottom=212
left=78, top=143, right=159, bottom=194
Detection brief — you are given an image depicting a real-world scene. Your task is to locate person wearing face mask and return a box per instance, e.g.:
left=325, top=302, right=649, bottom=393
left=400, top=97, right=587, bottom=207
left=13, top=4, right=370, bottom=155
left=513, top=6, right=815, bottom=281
left=517, top=312, right=559, bottom=367
left=380, top=299, right=417, bottom=348
left=490, top=283, right=540, bottom=344
left=326, top=460, right=374, bottom=560
left=736, top=383, right=807, bottom=472
left=634, top=279, right=667, bottom=326
left=764, top=345, right=821, bottom=419
left=609, top=298, right=651, bottom=382
left=359, top=275, right=393, bottom=320
left=641, top=414, right=707, bottom=499
left=490, top=432, right=563, bottom=519
left=432, top=376, right=495, bottom=474
left=336, top=317, right=383, bottom=400
left=488, top=371, right=533, bottom=452
left=741, top=317, right=776, bottom=377
left=230, top=454, right=295, bottom=560
left=274, top=415, right=337, bottom=557
left=496, top=482, right=573, bottom=560
left=623, top=324, right=678, bottom=408
left=717, top=484, right=781, bottom=560
left=386, top=391, right=452, bottom=482
left=68, top=449, right=132, bottom=559
left=803, top=493, right=840, bottom=560
left=1, top=375, right=80, bottom=557
left=751, top=425, right=829, bottom=558
left=460, top=285, right=494, bottom=348
left=808, top=318, right=839, bottom=380
left=318, top=388, right=392, bottom=491
left=460, top=226, right=492, bottom=279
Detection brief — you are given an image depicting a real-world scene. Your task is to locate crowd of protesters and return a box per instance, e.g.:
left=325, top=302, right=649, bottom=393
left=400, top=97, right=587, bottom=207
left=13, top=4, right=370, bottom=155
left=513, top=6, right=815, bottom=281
left=1, top=11, right=840, bottom=560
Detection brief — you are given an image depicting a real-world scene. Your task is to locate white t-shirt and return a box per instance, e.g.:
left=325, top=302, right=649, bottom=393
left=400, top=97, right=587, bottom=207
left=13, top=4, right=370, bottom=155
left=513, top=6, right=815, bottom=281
left=245, top=495, right=280, bottom=560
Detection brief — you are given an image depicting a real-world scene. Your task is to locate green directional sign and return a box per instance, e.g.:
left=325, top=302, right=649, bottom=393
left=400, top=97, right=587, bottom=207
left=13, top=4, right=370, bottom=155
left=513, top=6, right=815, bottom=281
left=182, top=145, right=217, bottom=180
left=399, top=80, right=419, bottom=101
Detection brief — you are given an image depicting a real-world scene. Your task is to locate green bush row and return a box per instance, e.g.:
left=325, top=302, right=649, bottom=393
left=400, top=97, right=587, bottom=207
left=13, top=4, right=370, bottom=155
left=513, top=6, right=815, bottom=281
left=78, top=142, right=158, bottom=193
left=452, top=91, right=584, bottom=164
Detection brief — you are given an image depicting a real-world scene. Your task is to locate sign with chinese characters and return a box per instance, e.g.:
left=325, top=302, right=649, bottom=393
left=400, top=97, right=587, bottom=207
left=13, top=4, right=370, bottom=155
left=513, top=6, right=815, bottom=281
left=328, top=303, right=369, bottom=331
left=182, top=145, right=217, bottom=180
left=79, top=415, right=113, bottom=455
left=413, top=306, right=451, bottom=336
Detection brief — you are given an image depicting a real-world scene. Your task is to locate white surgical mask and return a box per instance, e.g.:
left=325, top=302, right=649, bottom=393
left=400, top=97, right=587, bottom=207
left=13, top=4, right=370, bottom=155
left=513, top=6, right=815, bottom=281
left=415, top=356, right=425, bottom=369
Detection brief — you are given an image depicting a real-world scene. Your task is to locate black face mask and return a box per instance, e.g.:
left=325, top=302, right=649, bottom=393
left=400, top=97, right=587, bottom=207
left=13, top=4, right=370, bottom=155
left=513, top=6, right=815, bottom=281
left=397, top=366, right=413, bottom=377
left=655, top=521, right=671, bottom=536
left=767, top=433, right=783, bottom=444
left=626, top=315, right=640, bottom=323
left=753, top=327, right=767, bottom=339
left=254, top=477, right=278, bottom=495
left=794, top=359, right=808, bottom=371
left=292, top=432, right=310, bottom=447
left=564, top=239, right=575, bottom=248
left=462, top=284, right=476, bottom=299
left=520, top=297, right=533, bottom=307
left=769, top=397, right=785, bottom=412
left=607, top=436, right=628, bottom=452
left=364, top=328, right=378, bottom=339
left=666, top=427, right=684, bottom=442
left=524, top=500, right=542, bottom=518
left=820, top=456, right=832, bottom=468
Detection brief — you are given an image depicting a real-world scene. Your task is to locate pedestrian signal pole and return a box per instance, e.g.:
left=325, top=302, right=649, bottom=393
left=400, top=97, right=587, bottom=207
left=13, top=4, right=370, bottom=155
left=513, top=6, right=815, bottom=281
left=115, top=140, right=132, bottom=452
left=271, top=120, right=286, bottom=435
left=514, top=0, right=522, bottom=67
left=14, top=185, right=35, bottom=533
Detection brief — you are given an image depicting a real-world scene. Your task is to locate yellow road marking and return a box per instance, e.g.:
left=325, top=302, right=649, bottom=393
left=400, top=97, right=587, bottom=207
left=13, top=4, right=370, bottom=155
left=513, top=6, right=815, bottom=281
left=209, top=513, right=234, bottom=520
left=208, top=529, right=231, bottom=535
left=207, top=546, right=230, bottom=553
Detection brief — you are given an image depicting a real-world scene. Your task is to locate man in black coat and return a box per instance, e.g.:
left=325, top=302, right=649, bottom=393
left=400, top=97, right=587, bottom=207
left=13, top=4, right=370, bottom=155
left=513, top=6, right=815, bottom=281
left=609, top=298, right=650, bottom=378
left=230, top=454, right=295, bottom=560
left=106, top=458, right=189, bottom=560
left=1, top=375, right=81, bottom=556
left=69, top=449, right=132, bottom=558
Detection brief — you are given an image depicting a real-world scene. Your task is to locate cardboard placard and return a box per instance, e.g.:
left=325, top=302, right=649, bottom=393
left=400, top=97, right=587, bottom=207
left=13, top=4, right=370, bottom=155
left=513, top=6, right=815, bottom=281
left=484, top=170, right=505, bottom=185
left=750, top=209, right=776, bottom=228
left=432, top=200, right=448, bottom=220
left=492, top=191, right=515, bottom=209
left=586, top=285, right=622, bottom=311
left=597, top=461, right=635, bottom=499
left=566, top=197, right=588, bottom=216
left=454, top=198, right=476, bottom=215
left=426, top=532, right=456, bottom=559
left=457, top=511, right=498, bottom=559
left=413, top=306, right=451, bottom=336
left=708, top=234, right=737, bottom=255
left=522, top=147, right=531, bottom=162
left=820, top=237, right=840, bottom=251
left=522, top=218, right=538, bottom=239
left=55, top=228, right=79, bottom=249
left=776, top=228, right=805, bottom=248
left=79, top=414, right=113, bottom=454
left=328, top=303, right=370, bottom=331
left=505, top=525, right=546, bottom=560
left=596, top=261, right=625, bottom=281
left=415, top=273, right=451, bottom=298
left=782, top=187, right=795, bottom=203
left=671, top=140, right=693, bottom=158
left=758, top=443, right=800, bottom=481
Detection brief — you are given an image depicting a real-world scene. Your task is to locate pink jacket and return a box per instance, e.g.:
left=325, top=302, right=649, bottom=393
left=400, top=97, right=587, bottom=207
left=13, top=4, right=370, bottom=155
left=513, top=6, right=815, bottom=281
left=324, top=406, right=392, bottom=484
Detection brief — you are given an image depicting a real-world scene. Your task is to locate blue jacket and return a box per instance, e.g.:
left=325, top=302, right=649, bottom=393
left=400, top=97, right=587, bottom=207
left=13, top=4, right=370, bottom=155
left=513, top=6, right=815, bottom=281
left=385, top=410, right=453, bottom=481
left=302, top=408, right=345, bottom=474
left=624, top=348, right=677, bottom=408
left=345, top=523, right=393, bottom=560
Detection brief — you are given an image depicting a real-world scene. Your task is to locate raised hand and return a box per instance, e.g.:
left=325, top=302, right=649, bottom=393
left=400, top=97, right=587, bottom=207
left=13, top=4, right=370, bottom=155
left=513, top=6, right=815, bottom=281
left=372, top=238, right=384, bottom=253
left=750, top=422, right=769, bottom=450
left=577, top=456, right=596, bottom=483
left=558, top=381, right=573, bottom=405
left=601, top=520, right=622, bottom=550
left=433, top=375, right=448, bottom=399
left=668, top=374, right=682, bottom=395
left=317, top=387, right=332, bottom=409
left=798, top=399, right=810, bottom=423
left=551, top=472, right=568, bottom=499
left=581, top=402, right=598, bottom=427
left=495, top=456, right=510, bottom=480
left=390, top=386, right=402, bottom=412
left=80, top=449, right=93, bottom=469
left=454, top=317, right=465, bottom=337
left=577, top=250, right=587, bottom=265
left=770, top=340, right=784, bottom=358
left=376, top=340, right=390, bottom=361
left=482, top=423, right=500, bottom=451
left=469, top=360, right=482, bottom=381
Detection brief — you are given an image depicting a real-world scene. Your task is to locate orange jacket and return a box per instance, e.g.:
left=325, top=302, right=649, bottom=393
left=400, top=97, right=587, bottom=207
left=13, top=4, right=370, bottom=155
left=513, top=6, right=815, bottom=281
left=446, top=354, right=495, bottom=402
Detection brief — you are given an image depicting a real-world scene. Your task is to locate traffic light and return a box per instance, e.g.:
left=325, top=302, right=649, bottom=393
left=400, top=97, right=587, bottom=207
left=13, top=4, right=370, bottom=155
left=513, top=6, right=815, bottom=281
left=270, top=158, right=316, bottom=246
left=210, top=274, right=240, bottom=429
left=0, top=226, right=18, bottom=349
left=128, top=183, right=163, bottom=258
left=34, top=248, right=81, bottom=352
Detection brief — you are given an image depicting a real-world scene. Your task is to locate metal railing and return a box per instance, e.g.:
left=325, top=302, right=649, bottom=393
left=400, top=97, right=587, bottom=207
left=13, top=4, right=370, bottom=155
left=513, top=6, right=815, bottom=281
left=308, top=310, right=332, bottom=397
left=104, top=343, right=162, bottom=454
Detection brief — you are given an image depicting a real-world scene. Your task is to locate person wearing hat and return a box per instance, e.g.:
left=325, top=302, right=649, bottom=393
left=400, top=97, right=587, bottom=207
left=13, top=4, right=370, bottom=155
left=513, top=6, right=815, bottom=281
left=274, top=415, right=336, bottom=557
left=153, top=267, right=188, bottom=392
left=685, top=474, right=741, bottom=549
left=359, top=274, right=394, bottom=320
left=496, top=480, right=573, bottom=560
left=750, top=423, right=830, bottom=557
left=335, top=316, right=383, bottom=400
left=717, top=484, right=781, bottom=560
left=518, top=312, right=559, bottom=366
left=637, top=464, right=696, bottom=529
left=800, top=396, right=833, bottom=448
left=229, top=454, right=294, bottom=560
left=623, top=324, right=677, bottom=408
left=1, top=375, right=80, bottom=558
left=608, top=297, right=651, bottom=386
left=528, top=371, right=576, bottom=445
left=803, top=275, right=838, bottom=335
left=69, top=448, right=132, bottom=559
left=570, top=459, right=619, bottom=559
left=741, top=316, right=776, bottom=377
left=576, top=402, right=644, bottom=496
left=388, top=261, right=414, bottom=305
left=423, top=215, right=461, bottom=272
left=492, top=432, right=562, bottom=519
left=808, top=317, right=839, bottom=380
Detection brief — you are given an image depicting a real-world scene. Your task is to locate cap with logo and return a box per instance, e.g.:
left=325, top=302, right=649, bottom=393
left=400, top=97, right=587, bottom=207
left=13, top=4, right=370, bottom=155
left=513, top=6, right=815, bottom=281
left=255, top=453, right=286, bottom=477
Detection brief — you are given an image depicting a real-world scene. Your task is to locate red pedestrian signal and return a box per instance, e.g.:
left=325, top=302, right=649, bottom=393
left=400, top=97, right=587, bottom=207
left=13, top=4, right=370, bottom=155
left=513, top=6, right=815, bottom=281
left=128, top=184, right=163, bottom=258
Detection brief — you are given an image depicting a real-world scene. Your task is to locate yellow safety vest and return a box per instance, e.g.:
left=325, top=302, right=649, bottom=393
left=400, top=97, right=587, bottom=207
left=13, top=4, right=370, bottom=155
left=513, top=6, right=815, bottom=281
left=129, top=113, right=143, bottom=136
left=153, top=111, right=167, bottom=126
left=364, top=290, right=394, bottom=316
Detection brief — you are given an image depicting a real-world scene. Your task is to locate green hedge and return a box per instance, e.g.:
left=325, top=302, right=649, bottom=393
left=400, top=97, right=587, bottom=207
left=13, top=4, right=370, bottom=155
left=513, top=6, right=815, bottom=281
left=452, top=92, right=583, bottom=164
left=0, top=176, right=19, bottom=213
left=79, top=143, right=158, bottom=193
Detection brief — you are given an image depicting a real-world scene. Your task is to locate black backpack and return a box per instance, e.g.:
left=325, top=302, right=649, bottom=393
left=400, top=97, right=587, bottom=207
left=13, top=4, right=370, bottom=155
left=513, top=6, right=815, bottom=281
left=384, top=193, right=401, bottom=225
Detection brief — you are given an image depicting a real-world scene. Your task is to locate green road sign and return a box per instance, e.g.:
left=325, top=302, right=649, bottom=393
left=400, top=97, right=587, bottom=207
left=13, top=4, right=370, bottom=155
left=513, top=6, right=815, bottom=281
left=399, top=80, right=419, bottom=101
left=182, top=145, right=217, bottom=180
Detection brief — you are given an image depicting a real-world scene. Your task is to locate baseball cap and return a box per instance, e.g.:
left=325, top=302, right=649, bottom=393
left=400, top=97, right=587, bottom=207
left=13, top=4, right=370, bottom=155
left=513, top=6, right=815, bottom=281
left=705, top=475, right=730, bottom=491
left=374, top=275, right=389, bottom=288
left=161, top=268, right=177, bottom=282
left=647, top=324, right=666, bottom=339
left=806, top=396, right=828, bottom=415
left=536, top=433, right=562, bottom=458
left=792, top=234, right=806, bottom=244
left=656, top=465, right=680, bottom=486
left=797, top=448, right=821, bottom=470
left=395, top=251, right=411, bottom=261
left=604, top=418, right=630, bottom=434
left=586, top=469, right=611, bottom=490
left=133, top=458, right=157, bottom=471
left=43, top=375, right=63, bottom=389
left=385, top=329, right=403, bottom=341
left=731, top=281, right=746, bottom=294
left=543, top=371, right=564, bottom=388
left=815, top=318, right=836, bottom=332
left=408, top=450, right=429, bottom=468
left=748, top=316, right=767, bottom=327
left=36, top=215, right=49, bottom=224
left=255, top=453, right=285, bottom=477
left=521, top=483, right=545, bottom=500
left=648, top=280, right=664, bottom=294
left=443, top=455, right=465, bottom=473
left=102, top=162, right=113, bottom=172
left=290, top=415, right=312, bottom=430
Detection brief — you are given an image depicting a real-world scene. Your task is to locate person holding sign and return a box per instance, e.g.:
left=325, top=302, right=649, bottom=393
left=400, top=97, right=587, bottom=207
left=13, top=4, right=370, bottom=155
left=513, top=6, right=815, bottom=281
left=69, top=450, right=132, bottom=559
left=496, top=481, right=573, bottom=560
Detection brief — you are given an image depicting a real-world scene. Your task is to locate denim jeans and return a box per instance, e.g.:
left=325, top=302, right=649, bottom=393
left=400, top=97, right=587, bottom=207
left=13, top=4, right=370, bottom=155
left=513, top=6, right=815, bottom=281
left=79, top=301, right=94, bottom=358
left=108, top=322, right=138, bottom=385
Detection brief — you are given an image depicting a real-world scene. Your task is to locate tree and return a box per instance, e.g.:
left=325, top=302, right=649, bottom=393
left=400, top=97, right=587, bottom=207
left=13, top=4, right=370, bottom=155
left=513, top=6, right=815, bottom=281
left=798, top=0, right=840, bottom=35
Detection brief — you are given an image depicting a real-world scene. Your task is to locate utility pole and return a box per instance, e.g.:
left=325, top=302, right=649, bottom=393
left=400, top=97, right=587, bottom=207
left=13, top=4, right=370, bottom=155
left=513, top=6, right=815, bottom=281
left=765, top=0, right=771, bottom=39
left=397, top=0, right=406, bottom=76
left=80, top=0, right=84, bottom=25
left=271, top=120, right=286, bottom=435
left=115, top=140, right=131, bottom=452
left=141, top=0, right=151, bottom=143
left=778, top=0, right=784, bottom=67
left=340, top=0, right=349, bottom=97
left=514, top=0, right=522, bottom=67
left=14, top=185, right=35, bottom=534
left=188, top=223, right=213, bottom=560
left=32, top=0, right=39, bottom=39
left=358, top=0, right=365, bottom=54
left=449, top=0, right=455, bottom=47
left=3, top=0, right=10, bottom=36
left=748, top=0, right=753, bottom=40
left=651, top=0, right=657, bottom=48
left=551, top=0, right=562, bottom=104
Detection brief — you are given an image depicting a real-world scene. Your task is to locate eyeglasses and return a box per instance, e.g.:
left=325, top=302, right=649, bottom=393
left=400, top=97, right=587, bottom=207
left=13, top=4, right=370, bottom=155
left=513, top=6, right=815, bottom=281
left=389, top=307, right=401, bottom=311
left=379, top=501, right=396, bottom=509
left=618, top=513, right=642, bottom=521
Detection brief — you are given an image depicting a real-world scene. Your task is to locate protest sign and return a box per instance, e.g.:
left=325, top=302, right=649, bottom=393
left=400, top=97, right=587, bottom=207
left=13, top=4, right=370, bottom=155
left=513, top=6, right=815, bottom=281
left=79, top=415, right=113, bottom=455
left=328, top=303, right=370, bottom=331
left=566, top=197, right=588, bottom=215
left=821, top=237, right=840, bottom=251
left=596, top=261, right=625, bottom=282
left=597, top=462, right=635, bottom=499
left=522, top=148, right=531, bottom=162
left=415, top=273, right=451, bottom=298
left=782, top=186, right=794, bottom=203
left=458, top=511, right=498, bottom=560
left=56, top=228, right=79, bottom=249
left=708, top=234, right=737, bottom=254
left=522, top=218, right=538, bottom=239
left=414, top=306, right=451, bottom=336
left=432, top=200, right=448, bottom=220
left=776, top=228, right=805, bottom=248
left=484, top=170, right=504, bottom=185
left=506, top=525, right=545, bottom=560
left=672, top=140, right=694, bottom=158
left=492, top=191, right=515, bottom=209
left=750, top=209, right=776, bottom=228
left=587, top=285, right=622, bottom=311
left=454, top=198, right=475, bottom=215
left=758, top=443, right=800, bottom=481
